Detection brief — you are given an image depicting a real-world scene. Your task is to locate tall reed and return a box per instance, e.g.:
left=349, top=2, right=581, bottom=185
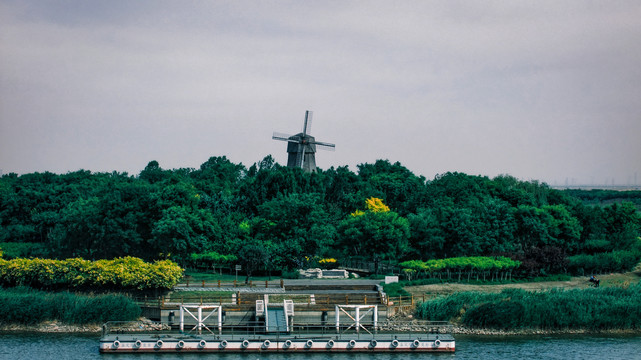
left=0, top=287, right=140, bottom=325
left=417, top=284, right=641, bottom=331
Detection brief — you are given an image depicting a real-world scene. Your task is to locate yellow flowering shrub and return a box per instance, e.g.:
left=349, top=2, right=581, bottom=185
left=318, top=258, right=338, bottom=269
left=318, top=258, right=337, bottom=265
left=0, top=256, right=183, bottom=290
left=351, top=197, right=390, bottom=216
left=366, top=197, right=390, bottom=212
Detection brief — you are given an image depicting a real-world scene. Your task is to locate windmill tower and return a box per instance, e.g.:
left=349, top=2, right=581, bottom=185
left=272, top=110, right=335, bottom=172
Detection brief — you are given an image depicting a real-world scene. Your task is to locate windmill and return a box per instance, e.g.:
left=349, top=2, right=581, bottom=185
left=272, top=110, right=335, bottom=172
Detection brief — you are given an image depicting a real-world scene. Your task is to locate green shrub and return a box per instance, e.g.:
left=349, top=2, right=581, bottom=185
left=569, top=250, right=641, bottom=275
left=189, top=251, right=237, bottom=269
left=382, top=282, right=410, bottom=297
left=281, top=269, right=300, bottom=279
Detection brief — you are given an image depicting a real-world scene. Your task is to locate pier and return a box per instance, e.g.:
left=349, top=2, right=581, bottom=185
left=99, top=320, right=454, bottom=353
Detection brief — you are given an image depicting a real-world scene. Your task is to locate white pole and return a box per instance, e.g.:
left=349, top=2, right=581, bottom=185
left=374, top=305, right=378, bottom=330
left=179, top=306, right=184, bottom=333
left=198, top=307, right=202, bottom=335
left=335, top=305, right=339, bottom=333
left=264, top=294, right=269, bottom=332
left=218, top=307, right=222, bottom=334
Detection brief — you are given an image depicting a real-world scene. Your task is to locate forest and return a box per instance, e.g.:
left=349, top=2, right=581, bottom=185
left=1, top=156, right=640, bottom=279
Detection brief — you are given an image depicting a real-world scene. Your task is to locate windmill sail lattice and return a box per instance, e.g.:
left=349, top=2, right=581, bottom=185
left=272, top=111, right=335, bottom=173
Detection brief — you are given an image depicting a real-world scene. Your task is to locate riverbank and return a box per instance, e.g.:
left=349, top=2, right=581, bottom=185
left=0, top=318, right=170, bottom=334
left=2, top=319, right=639, bottom=336
left=0, top=321, right=102, bottom=333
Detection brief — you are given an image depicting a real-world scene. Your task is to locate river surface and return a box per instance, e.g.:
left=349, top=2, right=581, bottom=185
left=1, top=333, right=640, bottom=360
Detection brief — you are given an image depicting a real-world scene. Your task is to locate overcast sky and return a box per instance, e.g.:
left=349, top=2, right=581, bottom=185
left=1, top=1, right=640, bottom=186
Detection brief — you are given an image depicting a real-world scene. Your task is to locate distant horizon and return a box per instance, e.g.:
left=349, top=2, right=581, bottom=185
left=2, top=156, right=640, bottom=191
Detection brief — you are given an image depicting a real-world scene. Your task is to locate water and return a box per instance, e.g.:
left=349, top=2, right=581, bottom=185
left=1, top=333, right=640, bottom=360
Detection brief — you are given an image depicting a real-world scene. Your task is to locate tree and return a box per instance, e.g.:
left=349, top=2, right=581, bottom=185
left=151, top=206, right=222, bottom=264
left=440, top=205, right=484, bottom=256
left=192, top=156, right=246, bottom=196
left=543, top=204, right=582, bottom=252
left=255, top=193, right=337, bottom=270
left=238, top=241, right=269, bottom=284
left=513, top=205, right=554, bottom=250
left=356, top=160, right=428, bottom=215
left=338, top=198, right=410, bottom=273
left=139, top=160, right=169, bottom=184
left=603, top=202, right=641, bottom=250
left=324, top=166, right=363, bottom=214
left=407, top=208, right=446, bottom=259
left=477, top=197, right=517, bottom=254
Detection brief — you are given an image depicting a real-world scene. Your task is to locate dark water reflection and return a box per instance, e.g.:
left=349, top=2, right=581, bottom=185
left=1, top=333, right=640, bottom=360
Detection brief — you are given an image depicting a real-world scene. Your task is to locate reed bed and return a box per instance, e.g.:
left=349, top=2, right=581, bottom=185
left=0, top=287, right=140, bottom=325
left=417, top=283, right=641, bottom=331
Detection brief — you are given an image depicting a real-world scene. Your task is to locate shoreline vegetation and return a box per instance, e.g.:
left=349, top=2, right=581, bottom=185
left=1, top=273, right=639, bottom=336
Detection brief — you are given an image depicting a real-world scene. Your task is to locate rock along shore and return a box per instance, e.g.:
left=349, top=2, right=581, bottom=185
left=1, top=319, right=639, bottom=336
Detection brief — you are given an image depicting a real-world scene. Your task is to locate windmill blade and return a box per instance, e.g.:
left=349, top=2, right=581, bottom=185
left=302, top=110, right=313, bottom=136
left=312, top=140, right=336, bottom=150
left=318, top=146, right=335, bottom=152
left=272, top=132, right=296, bottom=142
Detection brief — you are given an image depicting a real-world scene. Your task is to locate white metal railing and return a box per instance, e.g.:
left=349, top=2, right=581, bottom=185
left=101, top=320, right=454, bottom=340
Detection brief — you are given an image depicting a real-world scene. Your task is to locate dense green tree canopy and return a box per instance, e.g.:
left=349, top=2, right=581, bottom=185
left=1, top=157, right=640, bottom=277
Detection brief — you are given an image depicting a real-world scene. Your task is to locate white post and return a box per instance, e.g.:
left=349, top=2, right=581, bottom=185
left=198, top=307, right=203, bottom=335
left=373, top=305, right=378, bottom=330
left=218, top=307, right=222, bottom=334
left=335, top=305, right=340, bottom=333
left=179, top=306, right=184, bottom=332
left=264, top=294, right=269, bottom=332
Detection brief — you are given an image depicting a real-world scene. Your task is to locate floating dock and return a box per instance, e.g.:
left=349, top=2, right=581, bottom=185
left=99, top=332, right=454, bottom=353
left=100, top=297, right=455, bottom=353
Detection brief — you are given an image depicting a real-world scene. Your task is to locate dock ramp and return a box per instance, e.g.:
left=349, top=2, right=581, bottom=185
left=266, top=308, right=287, bottom=333
left=260, top=299, right=294, bottom=333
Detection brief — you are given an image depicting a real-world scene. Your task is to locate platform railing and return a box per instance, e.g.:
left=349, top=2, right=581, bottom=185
left=101, top=320, right=453, bottom=340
